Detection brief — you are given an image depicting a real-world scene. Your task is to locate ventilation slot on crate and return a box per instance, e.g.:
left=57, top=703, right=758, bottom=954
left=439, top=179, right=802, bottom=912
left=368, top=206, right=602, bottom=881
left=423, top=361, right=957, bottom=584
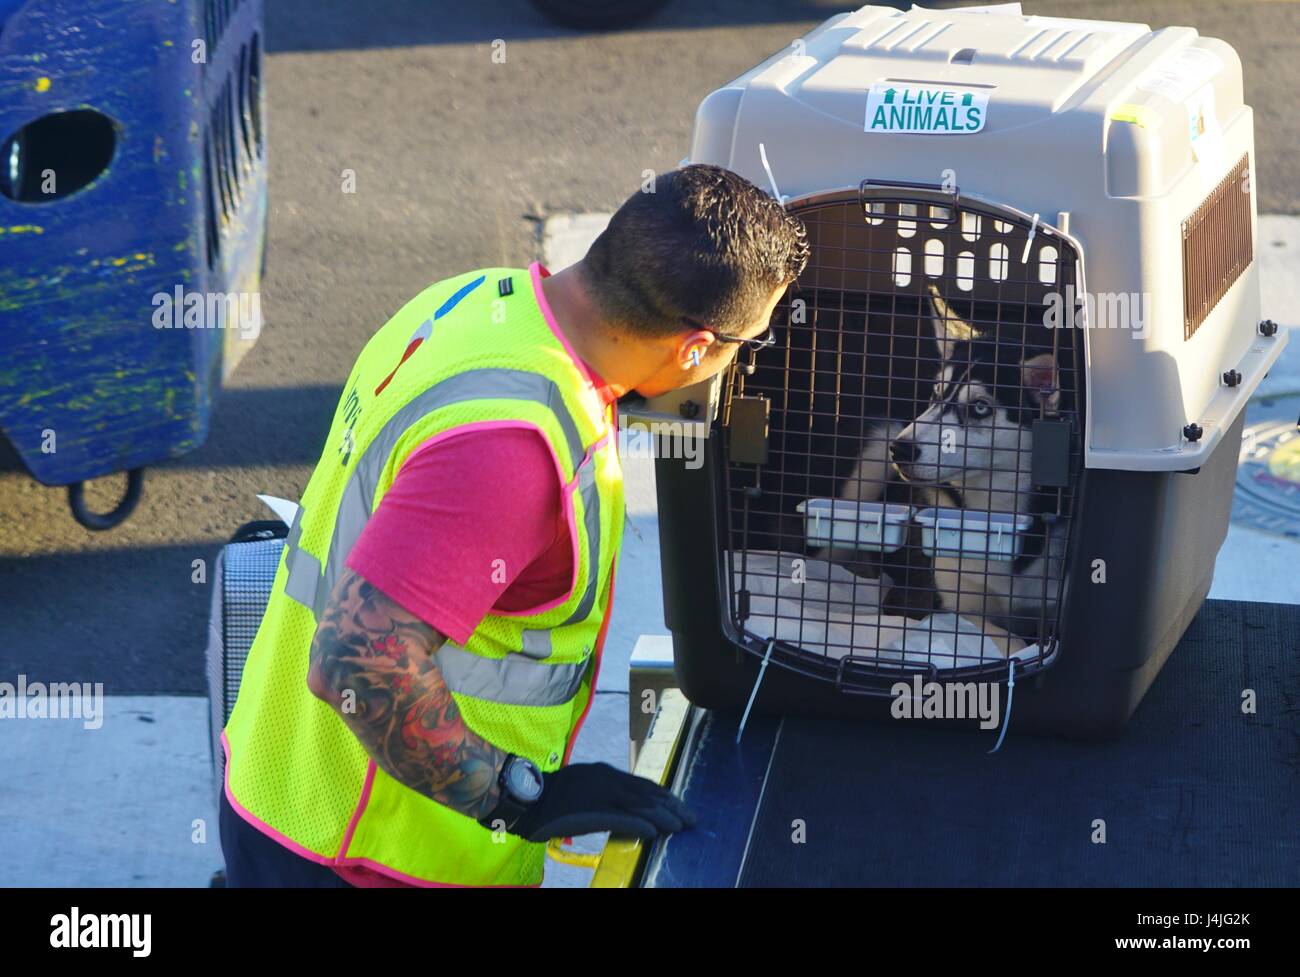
left=202, top=23, right=263, bottom=270
left=1181, top=152, right=1252, bottom=341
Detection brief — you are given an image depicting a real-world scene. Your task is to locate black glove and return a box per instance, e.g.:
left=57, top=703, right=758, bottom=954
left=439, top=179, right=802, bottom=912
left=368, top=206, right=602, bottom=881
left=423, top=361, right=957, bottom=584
left=509, top=762, right=696, bottom=843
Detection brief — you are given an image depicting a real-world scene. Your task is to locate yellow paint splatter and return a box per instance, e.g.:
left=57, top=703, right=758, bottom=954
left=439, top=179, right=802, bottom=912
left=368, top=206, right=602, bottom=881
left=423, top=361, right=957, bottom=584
left=34, top=77, right=51, bottom=93
left=112, top=257, right=127, bottom=266
left=2, top=225, right=44, bottom=235
left=133, top=253, right=148, bottom=261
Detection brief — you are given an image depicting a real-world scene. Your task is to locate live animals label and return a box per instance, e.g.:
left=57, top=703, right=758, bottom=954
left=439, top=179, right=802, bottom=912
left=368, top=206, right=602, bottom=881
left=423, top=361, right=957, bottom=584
left=865, top=84, right=988, bottom=134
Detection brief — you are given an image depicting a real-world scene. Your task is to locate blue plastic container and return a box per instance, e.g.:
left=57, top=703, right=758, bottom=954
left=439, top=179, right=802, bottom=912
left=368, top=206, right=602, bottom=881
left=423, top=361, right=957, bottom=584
left=0, top=0, right=267, bottom=527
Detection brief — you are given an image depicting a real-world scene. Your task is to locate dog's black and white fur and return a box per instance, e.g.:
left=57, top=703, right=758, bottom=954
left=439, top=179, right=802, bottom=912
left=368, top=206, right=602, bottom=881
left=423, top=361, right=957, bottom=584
left=878, top=286, right=1068, bottom=649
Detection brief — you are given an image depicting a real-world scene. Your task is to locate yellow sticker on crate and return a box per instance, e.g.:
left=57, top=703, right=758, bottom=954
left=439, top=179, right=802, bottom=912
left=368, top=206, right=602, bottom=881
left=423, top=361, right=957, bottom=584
left=1110, top=103, right=1159, bottom=129
left=864, top=83, right=988, bottom=134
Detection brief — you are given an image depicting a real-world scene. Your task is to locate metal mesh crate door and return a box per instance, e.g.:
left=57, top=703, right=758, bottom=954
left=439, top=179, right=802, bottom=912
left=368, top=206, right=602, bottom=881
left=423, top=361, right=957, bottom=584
left=720, top=190, right=1083, bottom=692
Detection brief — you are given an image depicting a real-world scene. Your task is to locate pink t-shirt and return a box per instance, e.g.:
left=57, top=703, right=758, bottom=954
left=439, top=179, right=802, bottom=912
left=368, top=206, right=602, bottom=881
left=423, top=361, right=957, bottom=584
left=328, top=264, right=618, bottom=886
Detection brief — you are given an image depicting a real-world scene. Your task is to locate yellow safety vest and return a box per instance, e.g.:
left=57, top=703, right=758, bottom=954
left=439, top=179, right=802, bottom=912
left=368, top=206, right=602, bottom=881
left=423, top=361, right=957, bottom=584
left=223, top=265, right=624, bottom=886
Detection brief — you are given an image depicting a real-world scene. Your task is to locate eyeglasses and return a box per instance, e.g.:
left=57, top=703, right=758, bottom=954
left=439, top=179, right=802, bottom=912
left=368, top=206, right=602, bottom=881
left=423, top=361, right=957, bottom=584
left=681, top=318, right=778, bottom=354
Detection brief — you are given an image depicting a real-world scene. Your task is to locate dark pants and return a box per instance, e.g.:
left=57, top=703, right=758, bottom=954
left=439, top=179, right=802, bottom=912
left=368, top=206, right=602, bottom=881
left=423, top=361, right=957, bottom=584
left=219, top=788, right=355, bottom=888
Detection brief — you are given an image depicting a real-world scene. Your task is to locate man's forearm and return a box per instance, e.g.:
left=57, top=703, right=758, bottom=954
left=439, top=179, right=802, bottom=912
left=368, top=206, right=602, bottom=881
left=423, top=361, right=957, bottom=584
left=306, top=567, right=506, bottom=821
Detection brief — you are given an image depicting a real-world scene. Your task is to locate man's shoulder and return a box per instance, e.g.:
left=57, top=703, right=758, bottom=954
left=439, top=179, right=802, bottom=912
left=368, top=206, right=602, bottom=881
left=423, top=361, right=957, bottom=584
left=383, top=423, right=568, bottom=544
left=406, top=421, right=555, bottom=458
left=423, top=266, right=530, bottom=301
left=383, top=267, right=528, bottom=328
left=401, top=423, right=562, bottom=487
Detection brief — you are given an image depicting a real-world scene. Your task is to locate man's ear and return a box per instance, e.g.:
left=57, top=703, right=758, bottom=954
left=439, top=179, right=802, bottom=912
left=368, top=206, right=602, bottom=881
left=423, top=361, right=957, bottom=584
left=928, top=285, right=975, bottom=361
left=1021, top=351, right=1060, bottom=414
left=675, top=327, right=715, bottom=368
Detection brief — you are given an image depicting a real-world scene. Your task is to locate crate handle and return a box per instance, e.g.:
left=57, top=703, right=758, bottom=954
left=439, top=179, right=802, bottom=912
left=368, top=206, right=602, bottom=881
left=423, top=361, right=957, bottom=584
left=859, top=178, right=960, bottom=226
left=834, top=653, right=938, bottom=696
left=68, top=467, right=144, bottom=531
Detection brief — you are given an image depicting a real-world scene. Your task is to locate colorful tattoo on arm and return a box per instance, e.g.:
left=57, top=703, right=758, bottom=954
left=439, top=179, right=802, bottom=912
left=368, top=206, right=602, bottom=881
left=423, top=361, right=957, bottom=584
left=307, top=567, right=505, bottom=820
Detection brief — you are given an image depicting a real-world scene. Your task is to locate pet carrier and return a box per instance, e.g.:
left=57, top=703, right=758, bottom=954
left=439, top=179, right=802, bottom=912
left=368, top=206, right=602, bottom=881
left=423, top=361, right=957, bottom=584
left=0, top=0, right=267, bottom=529
left=643, top=3, right=1288, bottom=738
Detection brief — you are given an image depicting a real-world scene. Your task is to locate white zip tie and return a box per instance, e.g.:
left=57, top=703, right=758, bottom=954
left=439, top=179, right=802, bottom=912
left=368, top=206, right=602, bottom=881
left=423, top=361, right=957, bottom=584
left=758, top=143, right=786, bottom=206
left=1020, top=213, right=1040, bottom=264
left=987, top=657, right=1016, bottom=754
left=737, top=638, right=776, bottom=744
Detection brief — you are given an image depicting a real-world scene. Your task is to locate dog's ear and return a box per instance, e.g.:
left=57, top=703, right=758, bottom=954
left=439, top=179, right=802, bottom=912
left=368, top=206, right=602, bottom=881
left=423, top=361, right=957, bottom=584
left=1021, top=352, right=1060, bottom=414
left=927, top=285, right=975, bottom=361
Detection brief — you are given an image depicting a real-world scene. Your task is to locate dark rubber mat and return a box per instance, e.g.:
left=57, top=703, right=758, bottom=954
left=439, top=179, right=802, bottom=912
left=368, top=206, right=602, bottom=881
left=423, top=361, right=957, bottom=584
left=648, top=599, right=1300, bottom=886
left=736, top=599, right=1299, bottom=886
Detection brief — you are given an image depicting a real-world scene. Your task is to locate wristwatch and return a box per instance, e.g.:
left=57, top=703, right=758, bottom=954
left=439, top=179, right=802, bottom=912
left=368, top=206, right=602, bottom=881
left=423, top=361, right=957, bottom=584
left=477, top=754, right=545, bottom=832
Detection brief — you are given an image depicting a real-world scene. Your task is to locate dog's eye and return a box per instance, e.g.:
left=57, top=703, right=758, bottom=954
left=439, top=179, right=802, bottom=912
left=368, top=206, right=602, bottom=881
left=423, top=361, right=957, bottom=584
left=969, top=398, right=993, bottom=418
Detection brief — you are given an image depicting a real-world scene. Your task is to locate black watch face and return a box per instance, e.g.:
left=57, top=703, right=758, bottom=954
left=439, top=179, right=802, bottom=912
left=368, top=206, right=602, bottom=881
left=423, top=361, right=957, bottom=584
left=506, top=758, right=544, bottom=802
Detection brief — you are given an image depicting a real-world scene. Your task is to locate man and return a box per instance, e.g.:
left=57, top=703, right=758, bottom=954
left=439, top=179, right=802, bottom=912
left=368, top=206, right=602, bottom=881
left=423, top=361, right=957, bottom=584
left=218, top=164, right=810, bottom=887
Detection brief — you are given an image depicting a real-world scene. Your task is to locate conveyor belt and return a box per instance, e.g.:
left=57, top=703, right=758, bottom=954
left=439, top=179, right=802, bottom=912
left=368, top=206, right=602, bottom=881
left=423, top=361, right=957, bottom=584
left=643, top=599, right=1300, bottom=887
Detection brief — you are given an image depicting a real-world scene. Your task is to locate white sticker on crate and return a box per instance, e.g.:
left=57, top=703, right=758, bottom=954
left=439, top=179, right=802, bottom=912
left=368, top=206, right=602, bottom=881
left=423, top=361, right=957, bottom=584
left=1134, top=47, right=1223, bottom=103
left=864, top=83, right=989, bottom=134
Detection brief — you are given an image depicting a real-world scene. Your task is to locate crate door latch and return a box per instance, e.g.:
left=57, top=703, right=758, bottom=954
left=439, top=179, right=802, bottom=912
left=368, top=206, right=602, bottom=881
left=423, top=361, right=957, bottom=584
left=1030, top=418, right=1072, bottom=488
left=728, top=396, right=770, bottom=465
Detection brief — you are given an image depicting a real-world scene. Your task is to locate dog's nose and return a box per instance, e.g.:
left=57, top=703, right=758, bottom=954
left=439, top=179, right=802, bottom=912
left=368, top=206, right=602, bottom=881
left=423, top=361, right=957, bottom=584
left=890, top=439, right=918, bottom=464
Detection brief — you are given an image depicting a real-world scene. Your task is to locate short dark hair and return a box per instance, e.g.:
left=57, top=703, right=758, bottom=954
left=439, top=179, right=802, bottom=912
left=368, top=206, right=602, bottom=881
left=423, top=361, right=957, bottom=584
left=581, top=164, right=809, bottom=339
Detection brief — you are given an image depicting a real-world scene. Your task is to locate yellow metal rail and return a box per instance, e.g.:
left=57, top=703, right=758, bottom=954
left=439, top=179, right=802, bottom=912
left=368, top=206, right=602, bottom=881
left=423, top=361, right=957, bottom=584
left=544, top=689, right=692, bottom=886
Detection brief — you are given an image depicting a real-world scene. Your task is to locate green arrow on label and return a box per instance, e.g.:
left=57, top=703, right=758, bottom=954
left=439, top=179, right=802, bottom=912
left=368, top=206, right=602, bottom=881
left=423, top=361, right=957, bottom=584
left=883, top=87, right=896, bottom=104
left=961, top=92, right=972, bottom=106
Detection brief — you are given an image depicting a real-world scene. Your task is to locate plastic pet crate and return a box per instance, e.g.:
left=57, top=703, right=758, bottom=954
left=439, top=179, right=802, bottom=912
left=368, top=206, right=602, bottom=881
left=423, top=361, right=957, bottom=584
left=0, top=0, right=268, bottom=529
left=636, top=3, right=1288, bottom=739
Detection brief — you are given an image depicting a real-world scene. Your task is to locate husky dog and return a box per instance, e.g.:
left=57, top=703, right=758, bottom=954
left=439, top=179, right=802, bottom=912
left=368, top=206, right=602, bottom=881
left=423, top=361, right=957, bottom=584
left=888, top=286, right=1070, bottom=647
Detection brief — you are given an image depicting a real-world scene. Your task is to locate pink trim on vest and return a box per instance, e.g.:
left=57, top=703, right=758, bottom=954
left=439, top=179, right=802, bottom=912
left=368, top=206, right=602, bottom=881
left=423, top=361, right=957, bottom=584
left=529, top=261, right=600, bottom=391
left=527, top=262, right=617, bottom=619
left=545, top=428, right=611, bottom=618
left=338, top=760, right=378, bottom=858
left=562, top=407, right=620, bottom=767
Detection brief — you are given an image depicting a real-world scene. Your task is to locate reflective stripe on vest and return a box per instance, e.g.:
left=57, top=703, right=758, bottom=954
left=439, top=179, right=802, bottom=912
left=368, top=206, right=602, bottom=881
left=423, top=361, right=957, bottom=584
left=433, top=640, right=591, bottom=707
left=280, top=367, right=606, bottom=707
